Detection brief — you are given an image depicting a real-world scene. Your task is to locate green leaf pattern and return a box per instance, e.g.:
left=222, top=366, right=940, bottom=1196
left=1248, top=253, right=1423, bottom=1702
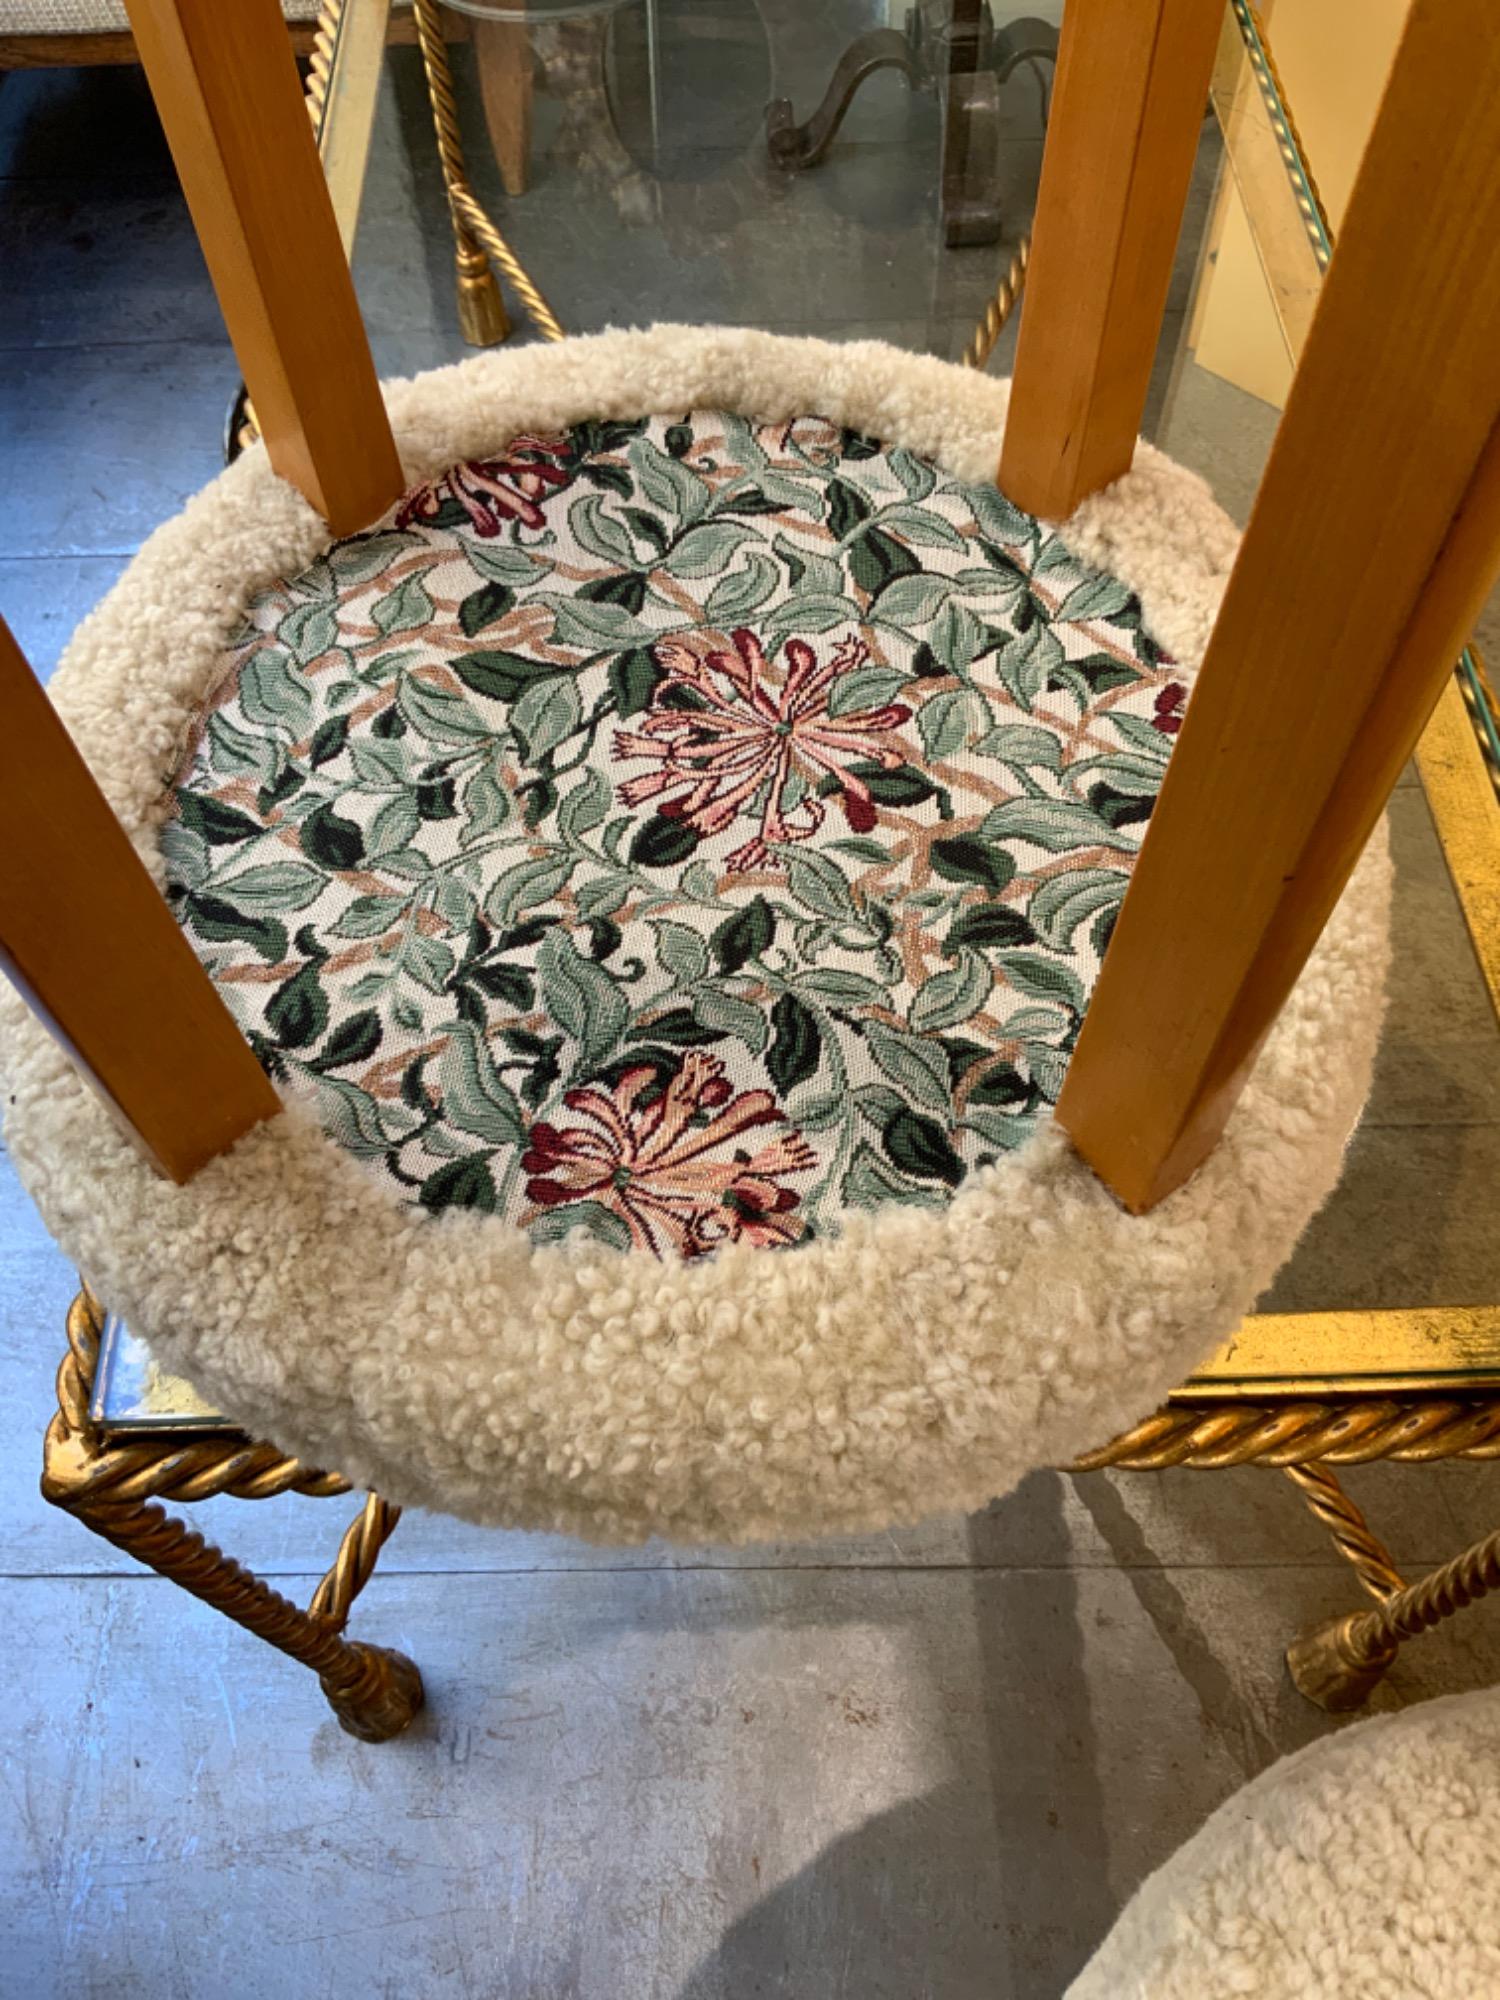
left=166, top=411, right=1185, bottom=1258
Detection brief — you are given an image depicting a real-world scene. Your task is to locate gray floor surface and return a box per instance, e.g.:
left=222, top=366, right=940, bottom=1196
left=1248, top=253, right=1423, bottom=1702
left=2, top=19, right=1499, bottom=1997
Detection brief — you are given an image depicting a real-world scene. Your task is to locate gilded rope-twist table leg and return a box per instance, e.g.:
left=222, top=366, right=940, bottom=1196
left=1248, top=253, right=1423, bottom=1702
left=961, top=237, right=1030, bottom=372
left=1288, top=1524, right=1500, bottom=1712
left=41, top=1290, right=422, bottom=1743
left=1282, top=1462, right=1405, bottom=1602
left=410, top=0, right=526, bottom=347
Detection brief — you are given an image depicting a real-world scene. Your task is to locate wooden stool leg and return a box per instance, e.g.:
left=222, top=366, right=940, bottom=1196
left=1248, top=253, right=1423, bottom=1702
left=1057, top=0, right=1500, bottom=1212
left=999, top=0, right=1222, bottom=518
left=123, top=0, right=403, bottom=532
left=473, top=14, right=534, bottom=197
left=0, top=618, right=280, bottom=1183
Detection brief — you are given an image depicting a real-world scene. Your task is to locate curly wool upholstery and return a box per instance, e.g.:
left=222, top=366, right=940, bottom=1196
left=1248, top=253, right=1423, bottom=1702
left=1068, top=1689, right=1500, bottom=1999
left=0, top=328, right=1390, bottom=1540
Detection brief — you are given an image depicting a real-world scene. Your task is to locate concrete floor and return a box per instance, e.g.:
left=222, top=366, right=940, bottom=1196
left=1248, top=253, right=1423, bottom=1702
left=2, top=16, right=1500, bottom=1996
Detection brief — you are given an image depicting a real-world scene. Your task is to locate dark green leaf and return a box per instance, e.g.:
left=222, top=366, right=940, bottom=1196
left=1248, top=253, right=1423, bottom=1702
left=848, top=526, right=922, bottom=600
left=498, top=916, right=555, bottom=951
left=458, top=580, right=515, bottom=636
left=471, top=962, right=536, bottom=1009
left=184, top=892, right=287, bottom=963
left=768, top=991, right=821, bottom=1092
left=451, top=648, right=566, bottom=703
left=709, top=895, right=774, bottom=975
left=308, top=715, right=349, bottom=768
left=580, top=570, right=648, bottom=614
left=256, top=766, right=304, bottom=813
left=418, top=1154, right=497, bottom=1214
left=663, top=423, right=693, bottom=460
left=711, top=486, right=782, bottom=516
left=608, top=645, right=663, bottom=718
left=931, top=837, right=1014, bottom=893
left=910, top=642, right=944, bottom=680
left=400, top=1055, right=430, bottom=1110
left=1072, top=654, right=1143, bottom=696
left=587, top=917, right=623, bottom=962
left=630, top=814, right=700, bottom=868
left=1087, top=782, right=1156, bottom=830
left=660, top=684, right=710, bottom=712
left=627, top=1008, right=726, bottom=1047
left=883, top=1107, right=965, bottom=1186
left=941, top=1037, right=991, bottom=1083
left=316, top=1010, right=382, bottom=1070
left=948, top=903, right=1035, bottom=950
left=371, top=703, right=407, bottom=739
left=266, top=962, right=328, bottom=1049
left=422, top=496, right=475, bottom=531
left=625, top=507, right=670, bottom=556
left=825, top=477, right=873, bottom=538
left=522, top=776, right=557, bottom=830
left=416, top=776, right=457, bottom=820
left=845, top=762, right=937, bottom=809
left=581, top=460, right=633, bottom=498
left=968, top=1061, right=1030, bottom=1108
left=176, top=793, right=264, bottom=846
left=300, top=802, right=365, bottom=870
left=839, top=427, right=883, bottom=461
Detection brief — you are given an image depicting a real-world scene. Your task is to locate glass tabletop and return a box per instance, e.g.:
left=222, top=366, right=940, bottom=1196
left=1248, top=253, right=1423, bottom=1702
left=98, top=0, right=1500, bottom=1436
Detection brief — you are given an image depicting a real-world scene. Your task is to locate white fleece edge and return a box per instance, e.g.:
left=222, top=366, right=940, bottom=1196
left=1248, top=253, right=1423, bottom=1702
left=0, top=326, right=1389, bottom=1543
left=1067, top=1689, right=1500, bottom=2000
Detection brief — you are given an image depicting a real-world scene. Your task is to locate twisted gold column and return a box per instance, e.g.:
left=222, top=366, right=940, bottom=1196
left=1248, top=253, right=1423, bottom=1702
left=1288, top=1525, right=1500, bottom=1712
left=42, top=1291, right=422, bottom=1743
left=1083, top=1393, right=1500, bottom=1709
left=961, top=237, right=1030, bottom=372
left=410, top=0, right=566, bottom=345
left=1075, top=1397, right=1500, bottom=1470
left=1282, top=1463, right=1405, bottom=1603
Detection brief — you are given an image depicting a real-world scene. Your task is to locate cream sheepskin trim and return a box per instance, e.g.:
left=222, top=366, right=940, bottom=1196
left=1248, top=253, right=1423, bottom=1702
left=0, top=328, right=1389, bottom=1540
left=1068, top=1688, right=1500, bottom=1999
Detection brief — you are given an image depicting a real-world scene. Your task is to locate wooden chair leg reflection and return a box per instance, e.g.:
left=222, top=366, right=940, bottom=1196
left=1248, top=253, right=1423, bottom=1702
left=40, top=1292, right=422, bottom=1743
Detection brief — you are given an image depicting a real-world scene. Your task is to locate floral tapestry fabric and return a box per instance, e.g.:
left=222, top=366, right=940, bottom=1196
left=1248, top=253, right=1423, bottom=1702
left=164, top=411, right=1183, bottom=1260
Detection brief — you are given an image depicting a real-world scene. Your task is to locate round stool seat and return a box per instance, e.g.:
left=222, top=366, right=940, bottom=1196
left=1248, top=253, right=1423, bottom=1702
left=1068, top=1688, right=1500, bottom=1999
left=1, top=330, right=1389, bottom=1540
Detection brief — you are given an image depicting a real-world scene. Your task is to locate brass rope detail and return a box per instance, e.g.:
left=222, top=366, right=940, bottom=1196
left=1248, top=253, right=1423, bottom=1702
left=1074, top=1396, right=1500, bottom=1471
left=1236, top=0, right=1334, bottom=261
left=304, top=0, right=345, bottom=137
left=42, top=1290, right=420, bottom=1740
left=1342, top=1525, right=1500, bottom=1668
left=409, top=0, right=565, bottom=343
left=45, top=1292, right=351, bottom=1511
left=83, top=1494, right=370, bottom=1679
left=961, top=236, right=1030, bottom=373
left=1282, top=1462, right=1405, bottom=1601
left=309, top=1492, right=404, bottom=1631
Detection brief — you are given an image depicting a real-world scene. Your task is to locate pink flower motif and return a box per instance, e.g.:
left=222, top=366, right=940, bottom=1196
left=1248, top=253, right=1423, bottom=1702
left=1152, top=683, right=1187, bottom=735
left=614, top=628, right=913, bottom=872
left=522, top=1051, right=816, bottom=1260
left=395, top=436, right=576, bottom=538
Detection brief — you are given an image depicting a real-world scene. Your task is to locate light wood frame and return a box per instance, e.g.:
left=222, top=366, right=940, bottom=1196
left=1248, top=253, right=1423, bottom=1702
left=4, top=0, right=1500, bottom=1226
left=1047, top=0, right=1500, bottom=1210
